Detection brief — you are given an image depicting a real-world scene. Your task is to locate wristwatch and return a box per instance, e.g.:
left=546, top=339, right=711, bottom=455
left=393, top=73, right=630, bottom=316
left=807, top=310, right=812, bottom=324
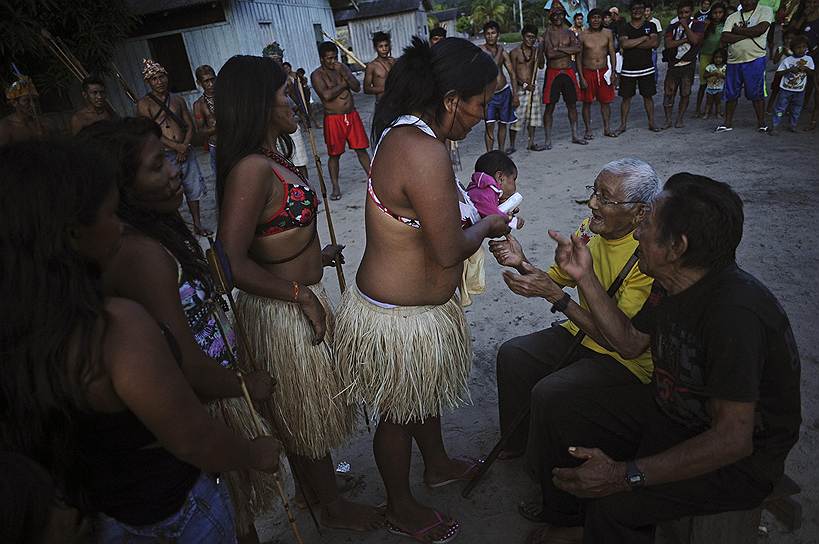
left=550, top=291, right=571, bottom=314
left=625, top=460, right=646, bottom=489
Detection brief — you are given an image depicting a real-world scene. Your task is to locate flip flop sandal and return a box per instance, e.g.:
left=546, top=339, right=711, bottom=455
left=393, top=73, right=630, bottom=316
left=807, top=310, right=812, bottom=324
left=758, top=125, right=770, bottom=133
left=714, top=125, right=733, bottom=133
left=518, top=500, right=551, bottom=523
left=424, top=457, right=483, bottom=488
left=330, top=193, right=342, bottom=201
left=387, top=511, right=460, bottom=544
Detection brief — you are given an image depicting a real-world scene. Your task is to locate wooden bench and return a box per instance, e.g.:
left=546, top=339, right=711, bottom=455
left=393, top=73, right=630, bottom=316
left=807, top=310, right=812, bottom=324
left=656, top=475, right=802, bottom=544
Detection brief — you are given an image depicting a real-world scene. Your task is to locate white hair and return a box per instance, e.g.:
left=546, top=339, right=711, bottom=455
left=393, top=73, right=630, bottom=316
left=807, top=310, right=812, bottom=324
left=600, top=157, right=661, bottom=204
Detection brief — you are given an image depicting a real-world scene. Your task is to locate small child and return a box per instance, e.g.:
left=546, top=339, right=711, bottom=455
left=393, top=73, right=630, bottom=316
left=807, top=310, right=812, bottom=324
left=771, top=35, right=815, bottom=134
left=768, top=30, right=797, bottom=114
left=703, top=49, right=727, bottom=119
left=466, top=150, right=524, bottom=230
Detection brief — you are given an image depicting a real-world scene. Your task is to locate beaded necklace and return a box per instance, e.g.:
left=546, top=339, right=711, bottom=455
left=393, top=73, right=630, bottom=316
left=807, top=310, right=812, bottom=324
left=261, top=146, right=309, bottom=185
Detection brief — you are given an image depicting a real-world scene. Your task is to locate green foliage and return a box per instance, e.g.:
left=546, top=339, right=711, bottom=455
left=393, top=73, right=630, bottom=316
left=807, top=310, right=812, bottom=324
left=0, top=0, right=136, bottom=95
left=456, top=14, right=473, bottom=33
left=471, top=0, right=510, bottom=29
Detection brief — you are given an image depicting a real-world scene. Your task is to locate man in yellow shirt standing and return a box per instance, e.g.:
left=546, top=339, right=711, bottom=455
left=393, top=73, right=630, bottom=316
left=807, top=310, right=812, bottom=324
left=489, top=157, right=661, bottom=531
left=717, top=0, right=775, bottom=132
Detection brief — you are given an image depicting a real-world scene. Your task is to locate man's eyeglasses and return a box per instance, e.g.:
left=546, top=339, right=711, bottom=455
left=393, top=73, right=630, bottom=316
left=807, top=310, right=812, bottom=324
left=586, top=185, right=644, bottom=206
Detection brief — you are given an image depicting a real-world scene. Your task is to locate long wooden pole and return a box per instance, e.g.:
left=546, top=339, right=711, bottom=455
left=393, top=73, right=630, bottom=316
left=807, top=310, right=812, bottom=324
left=295, top=81, right=346, bottom=292
left=295, top=81, right=373, bottom=433
left=206, top=239, right=321, bottom=537
left=321, top=30, right=367, bottom=69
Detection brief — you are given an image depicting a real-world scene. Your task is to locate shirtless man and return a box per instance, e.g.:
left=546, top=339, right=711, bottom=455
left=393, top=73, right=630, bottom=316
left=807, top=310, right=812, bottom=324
left=509, top=24, right=547, bottom=151
left=430, top=27, right=447, bottom=46
left=192, top=65, right=217, bottom=177
left=364, top=31, right=395, bottom=102
left=311, top=41, right=371, bottom=200
left=0, top=76, right=50, bottom=146
left=579, top=9, right=618, bottom=138
left=481, top=20, right=519, bottom=153
left=70, top=75, right=116, bottom=135
left=136, top=59, right=211, bottom=236
left=543, top=2, right=587, bottom=148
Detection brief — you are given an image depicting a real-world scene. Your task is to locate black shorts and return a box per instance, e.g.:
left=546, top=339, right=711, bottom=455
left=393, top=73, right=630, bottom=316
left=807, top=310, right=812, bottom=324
left=548, top=73, right=578, bottom=105
left=619, top=73, right=657, bottom=98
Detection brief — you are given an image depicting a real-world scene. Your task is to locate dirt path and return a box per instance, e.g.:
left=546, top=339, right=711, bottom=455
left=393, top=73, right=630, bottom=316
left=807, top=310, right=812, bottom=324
left=190, top=63, right=819, bottom=544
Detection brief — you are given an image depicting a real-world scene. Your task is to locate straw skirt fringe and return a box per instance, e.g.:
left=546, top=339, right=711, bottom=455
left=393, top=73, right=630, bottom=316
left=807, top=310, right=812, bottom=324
left=334, top=287, right=473, bottom=424
left=206, top=398, right=283, bottom=534
left=235, top=283, right=356, bottom=459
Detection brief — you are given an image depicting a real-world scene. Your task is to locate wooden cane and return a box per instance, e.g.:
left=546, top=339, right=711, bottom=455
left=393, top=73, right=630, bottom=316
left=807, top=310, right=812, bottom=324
left=210, top=315, right=309, bottom=544
left=206, top=239, right=321, bottom=537
left=522, top=44, right=540, bottom=147
left=294, top=80, right=346, bottom=292
left=295, top=79, right=373, bottom=433
left=321, top=31, right=367, bottom=69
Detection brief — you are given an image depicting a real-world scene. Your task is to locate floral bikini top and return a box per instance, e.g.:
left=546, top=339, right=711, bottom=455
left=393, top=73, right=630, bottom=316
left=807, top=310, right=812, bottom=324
left=255, top=150, right=318, bottom=237
left=368, top=115, right=480, bottom=230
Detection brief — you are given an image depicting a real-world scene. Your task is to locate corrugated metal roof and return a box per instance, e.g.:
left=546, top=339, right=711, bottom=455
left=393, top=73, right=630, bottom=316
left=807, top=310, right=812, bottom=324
left=430, top=8, right=459, bottom=20
left=334, top=0, right=430, bottom=24
left=126, top=0, right=214, bottom=16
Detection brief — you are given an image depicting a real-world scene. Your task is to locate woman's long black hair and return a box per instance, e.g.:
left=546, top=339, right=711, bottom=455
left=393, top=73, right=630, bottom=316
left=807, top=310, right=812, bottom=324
left=215, top=55, right=293, bottom=207
left=371, top=36, right=498, bottom=144
left=79, top=117, right=212, bottom=290
left=0, top=139, right=116, bottom=508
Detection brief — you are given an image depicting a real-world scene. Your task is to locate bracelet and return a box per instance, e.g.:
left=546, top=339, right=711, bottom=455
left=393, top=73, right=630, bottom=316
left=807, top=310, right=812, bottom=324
left=550, top=291, right=571, bottom=314
left=292, top=281, right=300, bottom=303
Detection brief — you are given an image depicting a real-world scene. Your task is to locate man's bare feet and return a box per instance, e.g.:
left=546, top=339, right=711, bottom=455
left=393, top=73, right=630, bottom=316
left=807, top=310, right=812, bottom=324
left=613, top=125, right=626, bottom=136
left=321, top=498, right=384, bottom=531
left=675, top=119, right=685, bottom=128
left=649, top=125, right=663, bottom=132
left=330, top=191, right=342, bottom=201
left=423, top=456, right=481, bottom=488
left=386, top=504, right=459, bottom=543
left=571, top=137, right=589, bottom=145
left=545, top=141, right=553, bottom=150
left=528, top=143, right=548, bottom=151
left=583, top=130, right=594, bottom=140
left=664, top=120, right=673, bottom=129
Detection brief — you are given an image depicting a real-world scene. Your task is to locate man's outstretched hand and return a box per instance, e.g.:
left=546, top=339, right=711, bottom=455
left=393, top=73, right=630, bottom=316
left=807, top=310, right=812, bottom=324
left=489, top=233, right=526, bottom=269
left=549, top=229, right=593, bottom=282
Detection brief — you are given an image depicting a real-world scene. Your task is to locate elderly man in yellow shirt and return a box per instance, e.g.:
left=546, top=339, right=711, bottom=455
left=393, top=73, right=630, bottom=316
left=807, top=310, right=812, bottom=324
left=489, top=157, right=660, bottom=524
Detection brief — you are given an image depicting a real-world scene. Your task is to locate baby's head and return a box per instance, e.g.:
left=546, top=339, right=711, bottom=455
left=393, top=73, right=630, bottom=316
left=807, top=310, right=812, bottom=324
left=474, top=150, right=518, bottom=200
left=790, top=35, right=809, bottom=58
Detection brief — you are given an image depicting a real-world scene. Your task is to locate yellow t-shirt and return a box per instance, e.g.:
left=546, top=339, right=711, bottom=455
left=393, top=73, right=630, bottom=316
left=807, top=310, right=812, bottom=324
left=724, top=6, right=774, bottom=64
left=547, top=219, right=654, bottom=383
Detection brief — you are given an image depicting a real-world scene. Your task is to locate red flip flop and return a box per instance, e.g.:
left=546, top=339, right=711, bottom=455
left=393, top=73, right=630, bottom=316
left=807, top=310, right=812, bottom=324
left=424, top=457, right=482, bottom=489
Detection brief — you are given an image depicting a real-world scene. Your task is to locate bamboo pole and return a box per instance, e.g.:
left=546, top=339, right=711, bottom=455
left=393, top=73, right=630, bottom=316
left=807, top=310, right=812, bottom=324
left=206, top=239, right=321, bottom=538
left=321, top=31, right=367, bottom=69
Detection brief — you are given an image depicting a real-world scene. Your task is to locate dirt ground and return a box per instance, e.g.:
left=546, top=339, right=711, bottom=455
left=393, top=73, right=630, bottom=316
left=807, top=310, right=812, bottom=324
left=189, top=61, right=819, bottom=543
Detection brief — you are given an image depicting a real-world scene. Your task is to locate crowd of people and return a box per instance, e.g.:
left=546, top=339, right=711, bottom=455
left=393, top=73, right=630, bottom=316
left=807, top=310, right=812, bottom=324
left=0, top=3, right=809, bottom=544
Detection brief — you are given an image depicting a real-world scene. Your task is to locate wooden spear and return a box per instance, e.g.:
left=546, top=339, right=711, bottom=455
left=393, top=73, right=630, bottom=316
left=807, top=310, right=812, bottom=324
left=321, top=30, right=367, bottom=69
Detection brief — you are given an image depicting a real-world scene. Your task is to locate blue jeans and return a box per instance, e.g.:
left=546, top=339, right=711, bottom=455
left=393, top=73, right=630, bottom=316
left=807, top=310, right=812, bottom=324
left=93, top=473, right=237, bottom=543
left=772, top=88, right=805, bottom=128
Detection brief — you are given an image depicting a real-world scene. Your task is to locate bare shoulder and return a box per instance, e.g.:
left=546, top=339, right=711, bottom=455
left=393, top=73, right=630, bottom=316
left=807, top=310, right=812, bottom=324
left=104, top=297, right=158, bottom=345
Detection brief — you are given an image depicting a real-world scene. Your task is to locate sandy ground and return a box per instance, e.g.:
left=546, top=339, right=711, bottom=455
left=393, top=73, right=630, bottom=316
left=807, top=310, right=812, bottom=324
left=188, top=60, right=819, bottom=543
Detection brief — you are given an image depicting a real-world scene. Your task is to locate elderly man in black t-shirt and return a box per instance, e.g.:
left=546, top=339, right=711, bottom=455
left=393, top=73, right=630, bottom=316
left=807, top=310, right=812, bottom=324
left=524, top=174, right=801, bottom=544
left=615, top=0, right=662, bottom=135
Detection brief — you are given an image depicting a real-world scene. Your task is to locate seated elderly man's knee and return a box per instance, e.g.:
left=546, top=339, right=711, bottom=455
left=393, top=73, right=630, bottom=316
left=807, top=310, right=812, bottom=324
left=530, top=373, right=578, bottom=413
left=496, top=336, right=527, bottom=374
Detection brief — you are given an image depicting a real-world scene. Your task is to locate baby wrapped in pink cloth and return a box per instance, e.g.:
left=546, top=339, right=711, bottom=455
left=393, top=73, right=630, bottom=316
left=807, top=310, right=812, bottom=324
left=465, top=150, right=524, bottom=230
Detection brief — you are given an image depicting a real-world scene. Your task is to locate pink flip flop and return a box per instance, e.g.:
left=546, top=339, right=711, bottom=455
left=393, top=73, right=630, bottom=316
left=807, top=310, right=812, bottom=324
left=387, top=511, right=460, bottom=544
left=424, top=457, right=483, bottom=489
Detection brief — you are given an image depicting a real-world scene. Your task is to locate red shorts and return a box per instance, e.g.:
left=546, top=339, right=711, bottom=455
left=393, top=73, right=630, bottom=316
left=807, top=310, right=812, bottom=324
left=323, top=110, right=369, bottom=156
left=543, top=68, right=580, bottom=105
left=581, top=67, right=616, bottom=104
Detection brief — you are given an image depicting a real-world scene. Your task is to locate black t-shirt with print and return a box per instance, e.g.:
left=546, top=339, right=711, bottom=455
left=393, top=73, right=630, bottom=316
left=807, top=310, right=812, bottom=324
left=621, top=20, right=659, bottom=74
left=632, top=264, right=801, bottom=487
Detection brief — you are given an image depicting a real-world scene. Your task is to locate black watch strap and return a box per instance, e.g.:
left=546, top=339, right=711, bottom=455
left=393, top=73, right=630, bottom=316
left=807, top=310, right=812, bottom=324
left=625, top=460, right=646, bottom=489
left=550, top=291, right=571, bottom=314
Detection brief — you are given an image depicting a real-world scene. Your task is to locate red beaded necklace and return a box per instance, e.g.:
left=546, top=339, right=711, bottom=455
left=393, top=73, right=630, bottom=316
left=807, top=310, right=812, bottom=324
left=261, top=146, right=309, bottom=185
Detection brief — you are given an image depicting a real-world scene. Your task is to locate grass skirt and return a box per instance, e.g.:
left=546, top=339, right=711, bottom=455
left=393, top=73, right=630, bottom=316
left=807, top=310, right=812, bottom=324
left=334, top=287, right=473, bottom=424
left=235, top=283, right=356, bottom=459
left=206, top=398, right=285, bottom=534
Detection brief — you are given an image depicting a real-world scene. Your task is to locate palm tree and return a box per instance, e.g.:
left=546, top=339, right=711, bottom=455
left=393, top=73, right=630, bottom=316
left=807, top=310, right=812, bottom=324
left=471, top=0, right=509, bottom=29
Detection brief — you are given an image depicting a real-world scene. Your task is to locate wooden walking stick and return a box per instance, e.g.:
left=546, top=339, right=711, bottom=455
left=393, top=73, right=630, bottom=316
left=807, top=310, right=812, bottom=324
left=206, top=237, right=321, bottom=539
left=462, top=249, right=640, bottom=498
left=295, top=77, right=373, bottom=432
left=321, top=30, right=367, bottom=69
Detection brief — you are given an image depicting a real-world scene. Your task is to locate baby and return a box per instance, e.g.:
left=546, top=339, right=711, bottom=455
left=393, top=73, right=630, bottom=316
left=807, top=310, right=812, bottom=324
left=466, top=150, right=524, bottom=230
